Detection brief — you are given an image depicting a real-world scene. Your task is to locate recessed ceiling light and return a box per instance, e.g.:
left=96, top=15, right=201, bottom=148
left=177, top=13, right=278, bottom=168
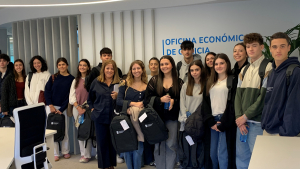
left=0, top=0, right=122, bottom=7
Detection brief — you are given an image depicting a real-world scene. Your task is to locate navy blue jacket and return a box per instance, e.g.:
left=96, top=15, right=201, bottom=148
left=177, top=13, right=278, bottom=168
left=44, top=74, right=74, bottom=112
left=116, top=85, right=146, bottom=110
left=87, top=79, right=117, bottom=124
left=261, top=57, right=300, bottom=136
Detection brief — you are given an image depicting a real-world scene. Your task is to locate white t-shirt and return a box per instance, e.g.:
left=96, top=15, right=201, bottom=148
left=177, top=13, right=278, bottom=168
left=209, top=78, right=228, bottom=116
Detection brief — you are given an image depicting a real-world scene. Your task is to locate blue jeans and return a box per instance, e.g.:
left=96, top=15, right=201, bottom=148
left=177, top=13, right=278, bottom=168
left=236, top=122, right=263, bottom=169
left=124, top=141, right=144, bottom=169
left=210, top=114, right=228, bottom=169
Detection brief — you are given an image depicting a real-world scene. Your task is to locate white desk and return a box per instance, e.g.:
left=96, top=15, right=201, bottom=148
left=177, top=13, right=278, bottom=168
left=0, top=128, right=56, bottom=169
left=249, top=136, right=300, bottom=169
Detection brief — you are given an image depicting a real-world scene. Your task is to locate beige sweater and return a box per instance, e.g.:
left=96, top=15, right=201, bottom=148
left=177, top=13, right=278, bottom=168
left=129, top=106, right=144, bottom=142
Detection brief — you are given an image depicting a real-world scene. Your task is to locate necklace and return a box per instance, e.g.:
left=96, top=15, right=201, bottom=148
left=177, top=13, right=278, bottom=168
left=217, top=76, right=227, bottom=85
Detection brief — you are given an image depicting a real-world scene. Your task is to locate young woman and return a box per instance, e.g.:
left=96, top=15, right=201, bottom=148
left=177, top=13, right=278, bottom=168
left=232, top=43, right=249, bottom=78
left=1, top=59, right=27, bottom=116
left=178, top=60, right=206, bottom=168
left=25, top=55, right=51, bottom=105
left=148, top=57, right=159, bottom=81
left=87, top=60, right=120, bottom=169
left=69, top=59, right=92, bottom=163
left=204, top=52, right=216, bottom=78
left=116, top=60, right=148, bottom=169
left=145, top=55, right=184, bottom=169
left=44, top=58, right=74, bottom=161
left=202, top=53, right=237, bottom=169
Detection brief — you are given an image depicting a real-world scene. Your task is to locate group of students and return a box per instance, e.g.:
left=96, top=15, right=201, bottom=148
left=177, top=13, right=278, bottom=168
left=0, top=31, right=299, bottom=169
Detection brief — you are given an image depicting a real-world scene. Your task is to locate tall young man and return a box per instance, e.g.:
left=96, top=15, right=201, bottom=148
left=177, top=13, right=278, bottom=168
left=261, top=32, right=300, bottom=136
left=234, top=33, right=272, bottom=169
left=85, top=47, right=123, bottom=92
left=177, top=41, right=201, bottom=83
left=0, top=54, right=11, bottom=114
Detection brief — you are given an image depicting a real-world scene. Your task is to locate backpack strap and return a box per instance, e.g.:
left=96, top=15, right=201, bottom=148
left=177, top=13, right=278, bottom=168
left=120, top=100, right=128, bottom=115
left=286, top=64, right=299, bottom=86
left=258, top=58, right=271, bottom=88
left=226, top=75, right=233, bottom=101
left=28, top=72, right=33, bottom=88
left=177, top=61, right=182, bottom=77
left=149, top=96, right=156, bottom=107
left=242, top=63, right=250, bottom=80
left=51, top=75, right=55, bottom=83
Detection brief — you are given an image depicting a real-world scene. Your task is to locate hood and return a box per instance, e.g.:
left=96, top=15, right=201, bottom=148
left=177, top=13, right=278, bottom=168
left=181, top=54, right=202, bottom=65
left=272, top=57, right=300, bottom=72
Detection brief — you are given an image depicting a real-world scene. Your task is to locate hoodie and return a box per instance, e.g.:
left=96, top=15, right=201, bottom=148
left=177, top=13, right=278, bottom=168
left=178, top=54, right=201, bottom=83
left=261, top=57, right=300, bottom=136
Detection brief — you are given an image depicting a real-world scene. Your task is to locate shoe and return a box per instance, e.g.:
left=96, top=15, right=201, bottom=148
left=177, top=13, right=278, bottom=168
left=79, top=157, right=90, bottom=163
left=149, top=161, right=156, bottom=166
left=116, top=155, right=124, bottom=163
left=54, top=156, right=59, bottom=162
left=63, top=154, right=71, bottom=159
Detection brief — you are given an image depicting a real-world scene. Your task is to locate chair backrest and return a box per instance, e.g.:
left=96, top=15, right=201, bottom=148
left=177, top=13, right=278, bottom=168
left=14, top=103, right=48, bottom=169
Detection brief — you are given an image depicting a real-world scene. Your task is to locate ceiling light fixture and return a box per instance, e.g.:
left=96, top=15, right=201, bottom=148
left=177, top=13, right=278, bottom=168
left=0, top=0, right=122, bottom=7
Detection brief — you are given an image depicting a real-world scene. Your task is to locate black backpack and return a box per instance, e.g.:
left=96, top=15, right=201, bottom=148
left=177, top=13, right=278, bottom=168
left=242, top=58, right=272, bottom=88
left=138, top=97, right=169, bottom=144
left=46, top=113, right=65, bottom=142
left=0, top=115, right=15, bottom=127
left=77, top=108, right=96, bottom=148
left=184, top=103, right=204, bottom=142
left=110, top=100, right=138, bottom=153
left=268, top=64, right=299, bottom=86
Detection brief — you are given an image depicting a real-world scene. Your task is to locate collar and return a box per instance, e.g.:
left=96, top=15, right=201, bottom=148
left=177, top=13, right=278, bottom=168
left=250, top=55, right=265, bottom=68
left=234, top=59, right=249, bottom=70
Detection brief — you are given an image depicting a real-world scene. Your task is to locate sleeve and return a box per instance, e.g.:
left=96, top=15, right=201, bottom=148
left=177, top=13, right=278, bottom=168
left=1, top=76, right=11, bottom=112
left=234, top=73, right=243, bottom=119
left=24, top=74, right=33, bottom=105
left=244, top=77, right=268, bottom=120
left=44, top=76, right=53, bottom=106
left=87, top=80, right=96, bottom=110
left=116, top=85, right=131, bottom=108
left=58, top=77, right=74, bottom=112
left=144, top=76, right=162, bottom=112
left=69, top=79, right=77, bottom=105
left=279, top=69, right=300, bottom=136
left=178, top=83, right=187, bottom=123
left=85, top=67, right=100, bottom=92
left=201, top=84, right=216, bottom=128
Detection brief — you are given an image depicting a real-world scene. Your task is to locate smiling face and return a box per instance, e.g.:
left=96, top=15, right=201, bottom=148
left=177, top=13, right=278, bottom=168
left=104, top=64, right=115, bottom=79
left=160, top=58, right=173, bottom=75
left=233, top=45, right=247, bottom=62
left=270, top=38, right=290, bottom=64
left=57, top=61, right=68, bottom=74
left=206, top=54, right=215, bottom=68
left=14, top=61, right=24, bottom=74
left=78, top=61, right=89, bottom=74
left=33, top=59, right=42, bottom=72
left=246, top=42, right=264, bottom=61
left=132, top=63, right=143, bottom=79
left=190, top=65, right=201, bottom=81
left=214, top=58, right=227, bottom=75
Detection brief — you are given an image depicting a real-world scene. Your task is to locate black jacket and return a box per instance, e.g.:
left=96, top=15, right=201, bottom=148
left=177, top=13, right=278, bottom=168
left=231, top=60, right=249, bottom=79
left=85, top=63, right=123, bottom=92
left=0, top=69, right=11, bottom=101
left=1, top=73, right=18, bottom=112
left=202, top=76, right=237, bottom=169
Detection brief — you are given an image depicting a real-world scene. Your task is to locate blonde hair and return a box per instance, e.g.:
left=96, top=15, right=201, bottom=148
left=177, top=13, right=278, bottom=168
left=120, top=60, right=148, bottom=86
left=97, top=60, right=120, bottom=84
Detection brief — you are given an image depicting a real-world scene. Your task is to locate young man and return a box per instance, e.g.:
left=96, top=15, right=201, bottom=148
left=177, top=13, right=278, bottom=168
left=234, top=33, right=272, bottom=169
left=85, top=47, right=123, bottom=92
left=0, top=54, right=12, bottom=115
left=148, top=57, right=159, bottom=81
left=177, top=41, right=201, bottom=83
left=261, top=32, right=300, bottom=136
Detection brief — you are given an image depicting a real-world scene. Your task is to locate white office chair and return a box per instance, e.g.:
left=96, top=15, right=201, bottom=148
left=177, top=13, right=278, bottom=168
left=13, top=103, right=52, bottom=169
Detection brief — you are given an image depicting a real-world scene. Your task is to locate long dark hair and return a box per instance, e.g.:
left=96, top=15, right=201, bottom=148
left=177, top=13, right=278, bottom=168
left=186, top=60, right=206, bottom=96
left=75, top=59, right=91, bottom=89
left=14, top=59, right=26, bottom=82
left=206, top=53, right=232, bottom=95
left=156, top=55, right=180, bottom=97
left=55, top=58, right=70, bottom=78
left=204, top=52, right=216, bottom=77
left=29, top=55, right=48, bottom=73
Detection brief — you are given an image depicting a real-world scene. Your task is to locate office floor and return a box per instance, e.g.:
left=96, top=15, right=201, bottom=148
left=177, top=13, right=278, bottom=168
left=10, top=154, right=157, bottom=169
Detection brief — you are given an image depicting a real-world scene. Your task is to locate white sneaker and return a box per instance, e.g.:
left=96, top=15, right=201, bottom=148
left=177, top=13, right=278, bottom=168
left=116, top=155, right=124, bottom=163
